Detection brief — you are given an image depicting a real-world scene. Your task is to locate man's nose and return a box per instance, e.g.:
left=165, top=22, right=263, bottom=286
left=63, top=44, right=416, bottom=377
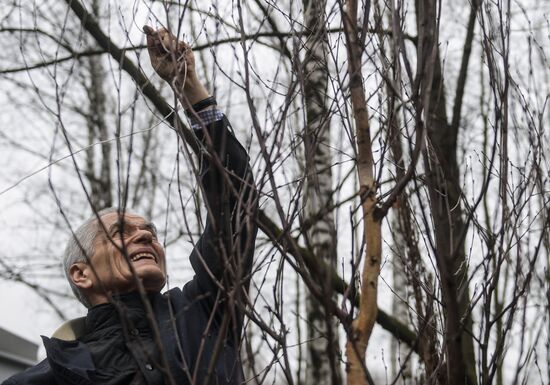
left=134, top=229, right=153, bottom=243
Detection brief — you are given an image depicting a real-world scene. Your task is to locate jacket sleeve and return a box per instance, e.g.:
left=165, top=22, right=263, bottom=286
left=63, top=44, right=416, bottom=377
left=183, top=115, right=258, bottom=318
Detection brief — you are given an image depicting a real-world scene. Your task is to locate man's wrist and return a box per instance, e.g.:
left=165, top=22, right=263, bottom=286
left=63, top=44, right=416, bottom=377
left=172, top=74, right=209, bottom=106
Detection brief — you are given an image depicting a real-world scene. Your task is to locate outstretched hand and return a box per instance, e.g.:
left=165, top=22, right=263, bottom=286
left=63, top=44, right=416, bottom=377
left=144, top=25, right=209, bottom=106
left=144, top=25, right=195, bottom=85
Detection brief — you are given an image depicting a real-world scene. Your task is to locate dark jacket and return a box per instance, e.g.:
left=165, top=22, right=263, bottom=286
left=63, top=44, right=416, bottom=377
left=3, top=116, right=258, bottom=385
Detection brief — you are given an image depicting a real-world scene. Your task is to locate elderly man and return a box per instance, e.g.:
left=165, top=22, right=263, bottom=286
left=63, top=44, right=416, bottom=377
left=3, top=26, right=257, bottom=385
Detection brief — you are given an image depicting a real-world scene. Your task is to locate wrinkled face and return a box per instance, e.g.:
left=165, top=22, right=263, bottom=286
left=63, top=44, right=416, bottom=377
left=87, top=212, right=166, bottom=298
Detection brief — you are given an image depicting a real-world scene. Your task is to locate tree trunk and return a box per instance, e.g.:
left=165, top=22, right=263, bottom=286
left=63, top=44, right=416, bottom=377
left=389, top=214, right=413, bottom=383
left=415, top=0, right=478, bottom=384
left=342, top=1, right=381, bottom=384
left=84, top=0, right=112, bottom=210
left=301, top=1, right=342, bottom=385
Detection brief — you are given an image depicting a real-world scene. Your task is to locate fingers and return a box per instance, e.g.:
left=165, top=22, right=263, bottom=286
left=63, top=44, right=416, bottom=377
left=144, top=26, right=163, bottom=57
left=147, top=27, right=180, bottom=55
left=143, top=25, right=154, bottom=35
left=144, top=26, right=178, bottom=55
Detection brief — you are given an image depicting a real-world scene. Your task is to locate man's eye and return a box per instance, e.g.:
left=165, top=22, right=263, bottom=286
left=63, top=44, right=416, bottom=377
left=112, top=229, right=130, bottom=237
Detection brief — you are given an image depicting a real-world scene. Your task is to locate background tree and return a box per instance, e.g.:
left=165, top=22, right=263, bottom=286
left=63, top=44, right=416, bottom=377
left=300, top=1, right=342, bottom=385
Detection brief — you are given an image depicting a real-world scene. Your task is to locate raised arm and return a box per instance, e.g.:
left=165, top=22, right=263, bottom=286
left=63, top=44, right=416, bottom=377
left=145, top=26, right=258, bottom=312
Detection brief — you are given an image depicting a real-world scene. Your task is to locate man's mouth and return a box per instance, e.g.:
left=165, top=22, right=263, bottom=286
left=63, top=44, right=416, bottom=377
left=130, top=252, right=157, bottom=263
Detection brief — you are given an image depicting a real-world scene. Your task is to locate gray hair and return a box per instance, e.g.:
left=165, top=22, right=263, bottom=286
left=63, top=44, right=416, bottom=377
left=63, top=207, right=131, bottom=308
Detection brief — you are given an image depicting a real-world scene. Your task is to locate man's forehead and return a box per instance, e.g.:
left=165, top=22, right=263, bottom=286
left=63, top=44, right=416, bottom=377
left=97, top=212, right=149, bottom=228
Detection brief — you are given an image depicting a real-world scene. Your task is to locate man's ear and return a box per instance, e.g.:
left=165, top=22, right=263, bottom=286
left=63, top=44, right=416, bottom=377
left=69, top=262, right=93, bottom=290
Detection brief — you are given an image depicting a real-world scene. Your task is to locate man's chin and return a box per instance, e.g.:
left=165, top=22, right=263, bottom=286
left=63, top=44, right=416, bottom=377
left=136, top=268, right=166, bottom=292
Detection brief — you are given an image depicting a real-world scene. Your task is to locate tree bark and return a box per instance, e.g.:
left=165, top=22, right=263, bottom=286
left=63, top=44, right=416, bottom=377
left=415, top=0, right=478, bottom=384
left=84, top=12, right=112, bottom=210
left=301, top=1, right=342, bottom=385
left=342, top=1, right=382, bottom=384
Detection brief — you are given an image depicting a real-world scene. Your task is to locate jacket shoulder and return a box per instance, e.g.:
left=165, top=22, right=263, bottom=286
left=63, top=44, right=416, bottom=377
left=2, top=359, right=57, bottom=385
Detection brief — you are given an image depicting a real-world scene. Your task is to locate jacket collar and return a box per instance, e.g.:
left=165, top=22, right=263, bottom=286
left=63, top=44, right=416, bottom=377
left=84, top=292, right=156, bottom=337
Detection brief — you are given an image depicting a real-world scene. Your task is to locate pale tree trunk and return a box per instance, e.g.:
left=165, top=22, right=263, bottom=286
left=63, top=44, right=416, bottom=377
left=301, top=1, right=342, bottom=385
left=84, top=0, right=112, bottom=210
left=380, top=3, right=413, bottom=380
left=389, top=217, right=413, bottom=383
left=341, top=1, right=381, bottom=384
